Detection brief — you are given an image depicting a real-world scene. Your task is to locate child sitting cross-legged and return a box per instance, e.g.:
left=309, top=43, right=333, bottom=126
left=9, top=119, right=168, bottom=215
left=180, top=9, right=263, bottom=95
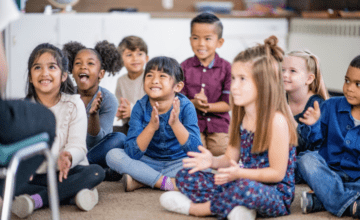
left=106, top=56, right=202, bottom=192
left=297, top=55, right=360, bottom=219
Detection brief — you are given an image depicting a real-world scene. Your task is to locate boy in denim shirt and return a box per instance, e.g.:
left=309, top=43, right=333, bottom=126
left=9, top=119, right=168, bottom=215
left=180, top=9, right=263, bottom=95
left=298, top=55, right=360, bottom=218
left=181, top=13, right=231, bottom=156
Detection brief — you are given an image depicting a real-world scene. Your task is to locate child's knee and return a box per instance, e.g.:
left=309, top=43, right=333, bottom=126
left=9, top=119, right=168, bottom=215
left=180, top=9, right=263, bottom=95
left=89, top=164, right=106, bottom=184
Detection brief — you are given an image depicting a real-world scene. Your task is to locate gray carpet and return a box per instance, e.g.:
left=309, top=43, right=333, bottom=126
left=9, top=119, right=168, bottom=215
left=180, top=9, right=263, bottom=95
left=10, top=183, right=352, bottom=220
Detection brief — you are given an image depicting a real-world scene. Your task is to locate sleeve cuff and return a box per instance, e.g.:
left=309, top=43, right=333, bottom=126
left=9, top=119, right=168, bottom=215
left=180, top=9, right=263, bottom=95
left=67, top=148, right=86, bottom=168
left=181, top=134, right=201, bottom=153
left=124, top=140, right=145, bottom=160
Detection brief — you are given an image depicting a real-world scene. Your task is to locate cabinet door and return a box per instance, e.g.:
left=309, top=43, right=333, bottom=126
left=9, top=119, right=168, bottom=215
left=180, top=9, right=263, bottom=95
left=58, top=14, right=103, bottom=48
left=7, top=14, right=58, bottom=99
left=100, top=13, right=150, bottom=95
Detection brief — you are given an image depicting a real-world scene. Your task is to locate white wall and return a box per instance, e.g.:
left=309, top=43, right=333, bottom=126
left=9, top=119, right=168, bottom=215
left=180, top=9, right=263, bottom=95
left=5, top=13, right=287, bottom=99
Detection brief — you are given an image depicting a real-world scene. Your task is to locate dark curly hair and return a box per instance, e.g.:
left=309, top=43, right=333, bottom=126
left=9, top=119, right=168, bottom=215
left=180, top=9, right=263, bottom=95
left=63, top=40, right=122, bottom=76
left=26, top=43, right=75, bottom=102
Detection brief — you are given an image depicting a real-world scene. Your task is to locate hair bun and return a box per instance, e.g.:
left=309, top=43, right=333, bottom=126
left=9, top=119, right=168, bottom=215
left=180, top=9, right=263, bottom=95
left=264, top=35, right=278, bottom=47
left=264, top=35, right=283, bottom=62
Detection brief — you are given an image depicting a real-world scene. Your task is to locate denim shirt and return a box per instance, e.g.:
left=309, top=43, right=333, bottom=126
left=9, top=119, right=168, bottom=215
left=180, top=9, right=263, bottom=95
left=295, top=94, right=325, bottom=154
left=124, top=93, right=202, bottom=160
left=298, top=96, right=360, bottom=180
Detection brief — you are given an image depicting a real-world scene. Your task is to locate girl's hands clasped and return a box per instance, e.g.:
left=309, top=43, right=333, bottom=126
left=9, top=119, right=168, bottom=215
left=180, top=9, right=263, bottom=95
left=168, top=97, right=180, bottom=126
left=89, top=91, right=102, bottom=115
left=58, top=151, right=72, bottom=182
left=183, top=146, right=213, bottom=174
left=214, top=160, right=241, bottom=185
left=149, top=102, right=160, bottom=131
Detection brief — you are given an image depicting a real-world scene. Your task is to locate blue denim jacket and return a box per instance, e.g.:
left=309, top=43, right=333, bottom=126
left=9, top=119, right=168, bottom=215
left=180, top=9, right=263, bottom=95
left=298, top=96, right=360, bottom=180
left=295, top=94, right=325, bottom=154
left=124, top=93, right=201, bottom=160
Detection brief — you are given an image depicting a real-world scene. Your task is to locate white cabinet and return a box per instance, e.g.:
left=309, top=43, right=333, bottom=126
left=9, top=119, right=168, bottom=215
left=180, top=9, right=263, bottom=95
left=5, top=13, right=287, bottom=99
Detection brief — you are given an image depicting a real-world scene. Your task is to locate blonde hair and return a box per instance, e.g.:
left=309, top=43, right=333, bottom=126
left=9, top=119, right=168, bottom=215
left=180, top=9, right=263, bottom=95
left=287, top=50, right=329, bottom=100
left=229, top=36, right=297, bottom=153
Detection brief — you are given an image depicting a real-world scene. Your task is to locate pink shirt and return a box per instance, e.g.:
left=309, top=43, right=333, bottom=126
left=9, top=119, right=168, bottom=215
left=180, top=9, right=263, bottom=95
left=181, top=53, right=231, bottom=133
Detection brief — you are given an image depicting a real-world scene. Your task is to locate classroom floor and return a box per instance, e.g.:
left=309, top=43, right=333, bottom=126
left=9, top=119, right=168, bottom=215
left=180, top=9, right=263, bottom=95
left=10, top=182, right=353, bottom=220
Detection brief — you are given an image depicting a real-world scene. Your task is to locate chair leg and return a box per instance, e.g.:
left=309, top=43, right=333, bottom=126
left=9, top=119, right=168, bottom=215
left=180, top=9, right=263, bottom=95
left=1, top=156, right=20, bottom=220
left=44, top=148, right=60, bottom=220
left=1, top=142, right=60, bottom=220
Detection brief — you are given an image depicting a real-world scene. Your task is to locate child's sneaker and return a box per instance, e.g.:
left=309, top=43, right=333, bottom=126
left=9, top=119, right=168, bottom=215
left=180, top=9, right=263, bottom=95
left=11, top=194, right=35, bottom=218
left=75, top=188, right=99, bottom=211
left=228, top=206, right=256, bottom=220
left=301, top=191, right=324, bottom=214
left=160, top=191, right=191, bottom=215
left=349, top=199, right=360, bottom=219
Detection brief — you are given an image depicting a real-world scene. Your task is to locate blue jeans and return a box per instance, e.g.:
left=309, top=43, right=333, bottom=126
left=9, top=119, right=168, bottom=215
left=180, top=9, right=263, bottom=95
left=295, top=150, right=316, bottom=184
left=298, top=151, right=360, bottom=217
left=87, top=132, right=126, bottom=168
left=106, top=148, right=184, bottom=187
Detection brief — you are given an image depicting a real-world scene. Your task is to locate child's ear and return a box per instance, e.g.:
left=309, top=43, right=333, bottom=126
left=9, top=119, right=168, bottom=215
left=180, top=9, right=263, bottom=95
left=98, top=69, right=105, bottom=81
left=61, top=71, right=68, bottom=82
left=306, top=73, right=315, bottom=85
left=217, top=38, right=224, bottom=48
left=174, top=81, right=184, bottom=93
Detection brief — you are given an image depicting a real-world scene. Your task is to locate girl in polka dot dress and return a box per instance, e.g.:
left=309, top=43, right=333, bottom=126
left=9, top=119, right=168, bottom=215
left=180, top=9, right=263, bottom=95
left=160, top=36, right=298, bottom=220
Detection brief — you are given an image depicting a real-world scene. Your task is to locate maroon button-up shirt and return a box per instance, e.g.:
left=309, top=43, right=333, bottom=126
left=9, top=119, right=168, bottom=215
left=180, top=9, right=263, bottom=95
left=181, top=53, right=231, bottom=133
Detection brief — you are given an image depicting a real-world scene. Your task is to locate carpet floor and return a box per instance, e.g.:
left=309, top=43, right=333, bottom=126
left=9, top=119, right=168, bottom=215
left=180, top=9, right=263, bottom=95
left=10, top=182, right=352, bottom=220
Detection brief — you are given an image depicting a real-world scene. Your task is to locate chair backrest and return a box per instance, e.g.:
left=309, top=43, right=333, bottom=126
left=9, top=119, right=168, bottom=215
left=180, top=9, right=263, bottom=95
left=0, top=133, right=49, bottom=166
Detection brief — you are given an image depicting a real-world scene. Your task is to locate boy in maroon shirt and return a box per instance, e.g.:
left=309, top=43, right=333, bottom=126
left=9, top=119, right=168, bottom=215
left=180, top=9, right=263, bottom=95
left=181, top=13, right=231, bottom=156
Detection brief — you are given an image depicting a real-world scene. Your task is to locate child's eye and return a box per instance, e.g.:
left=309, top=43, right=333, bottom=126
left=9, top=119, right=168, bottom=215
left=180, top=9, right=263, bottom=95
left=88, top=62, right=94, bottom=65
left=33, top=66, right=41, bottom=70
left=192, top=37, right=198, bottom=40
left=345, top=79, right=350, bottom=84
left=160, top=74, right=167, bottom=78
left=206, top=38, right=211, bottom=40
left=240, top=77, right=245, bottom=81
left=356, top=83, right=360, bottom=87
left=74, top=62, right=81, bottom=65
left=231, top=75, right=235, bottom=80
left=138, top=52, right=143, bottom=56
left=126, top=54, right=132, bottom=57
left=146, top=74, right=152, bottom=77
left=291, top=69, right=296, bottom=73
left=49, top=65, right=56, bottom=69
left=281, top=68, right=285, bottom=73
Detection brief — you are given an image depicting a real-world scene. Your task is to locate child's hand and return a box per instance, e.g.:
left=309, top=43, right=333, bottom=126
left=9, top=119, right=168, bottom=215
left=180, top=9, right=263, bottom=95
left=183, top=146, right=213, bottom=174
left=214, top=160, right=241, bottom=185
left=193, top=88, right=210, bottom=113
left=169, top=97, right=180, bottom=126
left=149, top=102, right=160, bottom=131
left=89, top=91, right=102, bottom=115
left=299, top=101, right=321, bottom=126
left=116, top=98, right=131, bottom=120
left=194, top=88, right=208, bottom=104
left=58, top=151, right=72, bottom=182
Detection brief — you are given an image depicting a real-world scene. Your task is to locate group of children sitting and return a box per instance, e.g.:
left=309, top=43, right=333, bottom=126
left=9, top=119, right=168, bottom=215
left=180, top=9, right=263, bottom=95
left=8, top=12, right=360, bottom=220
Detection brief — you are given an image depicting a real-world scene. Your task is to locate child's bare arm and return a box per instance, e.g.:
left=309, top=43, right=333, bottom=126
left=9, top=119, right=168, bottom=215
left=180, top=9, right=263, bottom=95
left=216, top=113, right=290, bottom=184
left=88, top=91, right=102, bottom=136
left=136, top=103, right=159, bottom=151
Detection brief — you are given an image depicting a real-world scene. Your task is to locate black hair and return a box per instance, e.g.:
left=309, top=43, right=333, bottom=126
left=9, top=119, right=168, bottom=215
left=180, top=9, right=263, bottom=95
left=144, top=56, right=184, bottom=84
left=350, top=55, right=360, bottom=69
left=191, top=12, right=223, bottom=39
left=26, top=43, right=75, bottom=101
left=63, top=40, right=122, bottom=76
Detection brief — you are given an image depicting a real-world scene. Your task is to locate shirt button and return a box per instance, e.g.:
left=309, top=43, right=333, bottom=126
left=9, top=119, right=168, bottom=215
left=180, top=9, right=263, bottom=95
left=201, top=83, right=206, bottom=88
left=203, top=69, right=206, bottom=72
left=202, top=113, right=205, bottom=116
left=207, top=118, right=211, bottom=122
left=346, top=125, right=352, bottom=130
left=346, top=140, right=351, bottom=145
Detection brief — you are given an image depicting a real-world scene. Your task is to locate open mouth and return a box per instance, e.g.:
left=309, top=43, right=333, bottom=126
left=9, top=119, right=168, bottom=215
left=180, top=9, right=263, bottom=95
left=79, top=73, right=89, bottom=83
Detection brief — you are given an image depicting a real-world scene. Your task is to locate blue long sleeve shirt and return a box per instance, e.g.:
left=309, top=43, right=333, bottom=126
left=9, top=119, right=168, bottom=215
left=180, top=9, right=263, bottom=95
left=124, top=93, right=201, bottom=160
left=298, top=96, right=360, bottom=180
left=85, top=86, right=118, bottom=149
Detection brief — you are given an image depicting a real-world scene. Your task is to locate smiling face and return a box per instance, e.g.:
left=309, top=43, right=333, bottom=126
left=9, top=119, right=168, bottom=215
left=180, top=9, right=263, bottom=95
left=30, top=52, right=66, bottom=97
left=122, top=48, right=148, bottom=76
left=282, top=56, right=314, bottom=94
left=343, top=66, right=360, bottom=106
left=72, top=49, right=104, bottom=93
left=231, top=61, right=257, bottom=109
left=144, top=69, right=183, bottom=101
left=190, top=23, right=224, bottom=67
